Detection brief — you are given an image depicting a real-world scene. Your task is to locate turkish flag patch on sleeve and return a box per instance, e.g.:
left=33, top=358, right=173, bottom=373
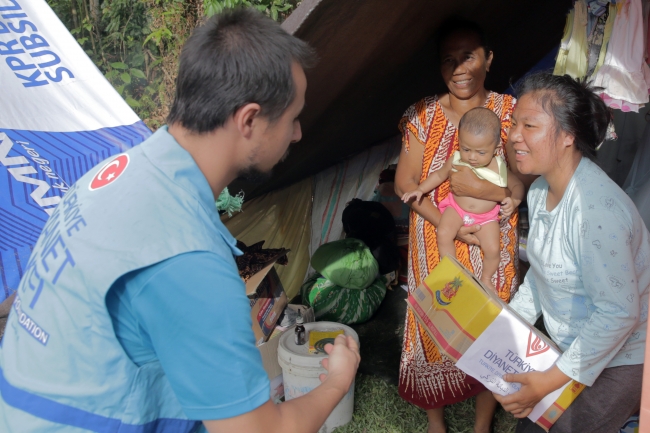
left=89, top=154, right=130, bottom=191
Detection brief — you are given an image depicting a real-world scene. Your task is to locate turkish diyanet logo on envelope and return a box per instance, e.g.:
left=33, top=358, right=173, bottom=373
left=455, top=309, right=571, bottom=422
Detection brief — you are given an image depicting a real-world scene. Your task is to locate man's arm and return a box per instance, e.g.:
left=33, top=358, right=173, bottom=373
left=203, top=335, right=360, bottom=433
left=495, top=366, right=571, bottom=419
left=127, top=252, right=360, bottom=433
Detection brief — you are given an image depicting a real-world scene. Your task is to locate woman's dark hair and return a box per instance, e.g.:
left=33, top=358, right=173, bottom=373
left=515, top=73, right=611, bottom=159
left=168, top=8, right=316, bottom=133
left=437, top=17, right=491, bottom=59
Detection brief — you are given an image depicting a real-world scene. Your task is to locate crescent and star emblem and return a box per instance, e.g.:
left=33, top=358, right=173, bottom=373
left=88, top=154, right=130, bottom=191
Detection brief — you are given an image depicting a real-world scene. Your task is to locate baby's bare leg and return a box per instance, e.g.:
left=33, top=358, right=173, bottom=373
left=474, top=220, right=500, bottom=293
left=436, top=207, right=464, bottom=261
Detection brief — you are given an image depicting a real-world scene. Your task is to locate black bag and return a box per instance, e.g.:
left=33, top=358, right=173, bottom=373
left=342, top=198, right=400, bottom=275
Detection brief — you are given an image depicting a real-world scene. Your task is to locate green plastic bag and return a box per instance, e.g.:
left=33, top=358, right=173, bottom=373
left=310, top=238, right=378, bottom=290
left=301, top=273, right=386, bottom=325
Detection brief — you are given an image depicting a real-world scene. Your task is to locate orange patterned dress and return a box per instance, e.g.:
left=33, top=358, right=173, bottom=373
left=398, top=92, right=519, bottom=409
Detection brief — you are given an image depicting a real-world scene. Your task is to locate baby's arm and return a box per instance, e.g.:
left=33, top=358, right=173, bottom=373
left=500, top=168, right=525, bottom=217
left=402, top=157, right=454, bottom=203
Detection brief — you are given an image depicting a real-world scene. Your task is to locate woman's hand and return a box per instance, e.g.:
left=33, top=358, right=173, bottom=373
left=450, top=165, right=509, bottom=201
left=493, top=367, right=572, bottom=418
left=455, top=224, right=481, bottom=245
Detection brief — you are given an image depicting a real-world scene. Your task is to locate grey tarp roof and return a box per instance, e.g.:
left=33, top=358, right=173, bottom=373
left=230, top=0, right=571, bottom=198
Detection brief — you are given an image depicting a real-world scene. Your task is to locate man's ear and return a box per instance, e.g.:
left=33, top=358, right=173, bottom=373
left=233, top=103, right=262, bottom=139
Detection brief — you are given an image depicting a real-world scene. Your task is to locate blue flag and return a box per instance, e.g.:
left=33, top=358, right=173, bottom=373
left=0, top=0, right=152, bottom=301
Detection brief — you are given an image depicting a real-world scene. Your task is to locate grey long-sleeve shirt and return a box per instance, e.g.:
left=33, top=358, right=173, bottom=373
left=510, top=158, right=649, bottom=386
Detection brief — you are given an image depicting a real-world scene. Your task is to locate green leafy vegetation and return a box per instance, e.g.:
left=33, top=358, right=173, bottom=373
left=204, top=0, right=295, bottom=21
left=47, top=0, right=298, bottom=129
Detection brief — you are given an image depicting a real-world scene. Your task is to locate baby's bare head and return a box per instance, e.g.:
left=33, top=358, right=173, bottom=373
left=458, top=107, right=501, bottom=149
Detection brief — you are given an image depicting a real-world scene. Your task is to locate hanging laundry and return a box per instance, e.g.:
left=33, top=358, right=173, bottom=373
left=591, top=2, right=617, bottom=77
left=644, top=0, right=650, bottom=66
left=599, top=94, right=643, bottom=112
left=565, top=0, right=590, bottom=79
left=587, top=0, right=610, bottom=16
left=591, top=0, right=650, bottom=111
left=586, top=9, right=609, bottom=76
left=554, top=8, right=575, bottom=75
left=586, top=0, right=609, bottom=36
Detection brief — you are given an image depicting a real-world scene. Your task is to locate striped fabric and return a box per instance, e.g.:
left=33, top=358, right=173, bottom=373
left=309, top=136, right=401, bottom=274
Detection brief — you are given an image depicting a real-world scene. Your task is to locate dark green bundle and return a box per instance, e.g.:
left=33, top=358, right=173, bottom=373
left=303, top=238, right=385, bottom=324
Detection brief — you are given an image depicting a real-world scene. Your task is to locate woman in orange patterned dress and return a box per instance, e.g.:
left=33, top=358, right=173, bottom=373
left=395, top=19, right=522, bottom=433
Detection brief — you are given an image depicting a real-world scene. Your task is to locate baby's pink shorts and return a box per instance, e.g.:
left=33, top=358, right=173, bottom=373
left=438, top=194, right=500, bottom=227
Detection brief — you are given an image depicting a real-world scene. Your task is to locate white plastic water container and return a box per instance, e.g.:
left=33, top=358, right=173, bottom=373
left=277, top=322, right=359, bottom=433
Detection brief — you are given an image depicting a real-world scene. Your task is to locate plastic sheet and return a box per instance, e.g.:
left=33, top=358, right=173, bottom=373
left=223, top=178, right=313, bottom=300
left=310, top=136, right=401, bottom=262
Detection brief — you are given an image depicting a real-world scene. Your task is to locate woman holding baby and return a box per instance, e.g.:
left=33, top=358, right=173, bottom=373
left=396, top=13, right=648, bottom=433
left=394, top=17, right=527, bottom=433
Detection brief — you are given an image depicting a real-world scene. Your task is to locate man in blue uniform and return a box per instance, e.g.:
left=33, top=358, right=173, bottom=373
left=0, top=9, right=360, bottom=433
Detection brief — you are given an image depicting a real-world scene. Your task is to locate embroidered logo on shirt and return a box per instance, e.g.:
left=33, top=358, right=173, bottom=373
left=89, top=154, right=129, bottom=191
left=526, top=331, right=550, bottom=357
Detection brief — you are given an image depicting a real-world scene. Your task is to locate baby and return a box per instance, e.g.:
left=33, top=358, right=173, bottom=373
left=402, top=107, right=524, bottom=292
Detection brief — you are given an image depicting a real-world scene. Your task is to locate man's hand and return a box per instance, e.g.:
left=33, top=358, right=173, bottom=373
left=455, top=224, right=481, bottom=246
left=319, top=335, right=361, bottom=394
left=493, top=367, right=571, bottom=418
left=500, top=197, right=520, bottom=218
left=402, top=189, right=425, bottom=204
left=204, top=335, right=361, bottom=433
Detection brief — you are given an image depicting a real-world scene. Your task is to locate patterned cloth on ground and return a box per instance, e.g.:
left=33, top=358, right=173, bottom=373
left=301, top=273, right=386, bottom=325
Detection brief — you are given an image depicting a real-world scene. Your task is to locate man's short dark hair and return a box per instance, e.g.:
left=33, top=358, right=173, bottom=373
left=167, top=8, right=316, bottom=133
left=458, top=107, right=501, bottom=145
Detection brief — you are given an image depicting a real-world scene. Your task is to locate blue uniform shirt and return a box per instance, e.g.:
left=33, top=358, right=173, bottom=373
left=106, top=250, right=270, bottom=420
left=0, top=126, right=268, bottom=432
